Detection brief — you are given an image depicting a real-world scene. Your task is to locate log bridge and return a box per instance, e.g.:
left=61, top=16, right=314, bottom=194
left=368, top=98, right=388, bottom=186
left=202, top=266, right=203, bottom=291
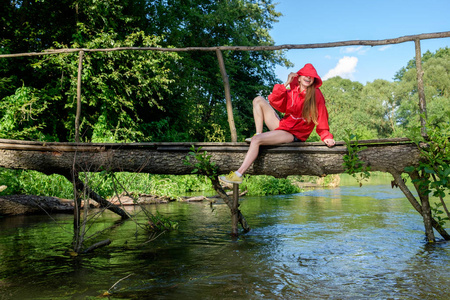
left=0, top=138, right=418, bottom=177
left=2, top=137, right=447, bottom=242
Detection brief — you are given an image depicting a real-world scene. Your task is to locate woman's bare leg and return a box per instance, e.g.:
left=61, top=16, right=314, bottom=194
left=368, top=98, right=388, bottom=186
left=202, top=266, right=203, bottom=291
left=237, top=130, right=294, bottom=175
left=220, top=97, right=292, bottom=183
left=252, top=96, right=281, bottom=133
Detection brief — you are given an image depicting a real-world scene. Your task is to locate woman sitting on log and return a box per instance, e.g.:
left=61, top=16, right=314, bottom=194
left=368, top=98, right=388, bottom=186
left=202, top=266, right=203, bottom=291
left=220, top=63, right=335, bottom=184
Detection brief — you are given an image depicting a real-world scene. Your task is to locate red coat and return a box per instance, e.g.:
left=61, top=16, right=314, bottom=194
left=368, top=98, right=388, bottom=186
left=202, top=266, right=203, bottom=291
left=268, top=65, right=333, bottom=142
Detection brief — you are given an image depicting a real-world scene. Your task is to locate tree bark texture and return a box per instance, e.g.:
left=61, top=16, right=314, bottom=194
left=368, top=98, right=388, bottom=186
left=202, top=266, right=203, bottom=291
left=0, top=138, right=420, bottom=178
left=410, top=170, right=436, bottom=242
left=2, top=138, right=447, bottom=241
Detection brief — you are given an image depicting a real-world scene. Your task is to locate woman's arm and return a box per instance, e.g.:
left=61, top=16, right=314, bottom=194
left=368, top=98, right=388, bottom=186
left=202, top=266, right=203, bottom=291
left=268, top=72, right=298, bottom=113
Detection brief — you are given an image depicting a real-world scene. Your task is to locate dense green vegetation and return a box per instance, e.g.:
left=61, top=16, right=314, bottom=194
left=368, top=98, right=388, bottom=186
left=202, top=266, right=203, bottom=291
left=1, top=1, right=449, bottom=199
left=1, top=0, right=288, bottom=142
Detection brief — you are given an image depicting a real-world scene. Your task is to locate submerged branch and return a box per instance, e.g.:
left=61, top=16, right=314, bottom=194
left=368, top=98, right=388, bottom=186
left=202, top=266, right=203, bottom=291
left=390, top=171, right=422, bottom=214
left=67, top=173, right=130, bottom=219
left=82, top=239, right=112, bottom=253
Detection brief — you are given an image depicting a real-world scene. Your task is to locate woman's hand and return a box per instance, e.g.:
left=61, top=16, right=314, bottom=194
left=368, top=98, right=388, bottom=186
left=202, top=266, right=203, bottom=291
left=284, top=72, right=299, bottom=88
left=323, top=139, right=335, bottom=147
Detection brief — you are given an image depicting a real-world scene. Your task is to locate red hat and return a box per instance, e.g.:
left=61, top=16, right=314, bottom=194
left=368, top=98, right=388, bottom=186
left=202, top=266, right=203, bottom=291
left=296, top=63, right=322, bottom=88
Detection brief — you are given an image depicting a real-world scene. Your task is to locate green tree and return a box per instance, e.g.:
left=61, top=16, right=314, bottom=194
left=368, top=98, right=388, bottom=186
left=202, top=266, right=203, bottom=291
left=1, top=0, right=161, bottom=141
left=360, top=79, right=399, bottom=137
left=394, top=47, right=450, bottom=81
left=1, top=0, right=289, bottom=142
left=33, top=30, right=180, bottom=142
left=145, top=0, right=290, bottom=141
left=320, top=76, right=377, bottom=140
left=321, top=47, right=450, bottom=141
left=395, top=48, right=450, bottom=133
left=0, top=0, right=78, bottom=100
left=0, top=86, right=48, bottom=140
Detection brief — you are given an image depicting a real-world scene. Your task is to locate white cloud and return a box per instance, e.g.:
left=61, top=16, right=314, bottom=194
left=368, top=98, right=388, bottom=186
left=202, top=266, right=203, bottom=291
left=378, top=45, right=392, bottom=51
left=323, top=56, right=358, bottom=80
left=341, top=46, right=368, bottom=55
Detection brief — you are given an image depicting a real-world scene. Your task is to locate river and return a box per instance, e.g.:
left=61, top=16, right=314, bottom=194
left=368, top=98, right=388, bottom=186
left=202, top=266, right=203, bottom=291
left=0, top=175, right=449, bottom=299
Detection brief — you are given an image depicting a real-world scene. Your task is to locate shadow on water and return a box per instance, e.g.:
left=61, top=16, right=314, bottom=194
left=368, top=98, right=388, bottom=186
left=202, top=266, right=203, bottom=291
left=0, top=174, right=449, bottom=299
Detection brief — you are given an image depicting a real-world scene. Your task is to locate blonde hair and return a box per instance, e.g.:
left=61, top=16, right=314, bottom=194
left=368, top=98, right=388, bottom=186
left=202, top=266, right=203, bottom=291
left=302, top=85, right=318, bottom=125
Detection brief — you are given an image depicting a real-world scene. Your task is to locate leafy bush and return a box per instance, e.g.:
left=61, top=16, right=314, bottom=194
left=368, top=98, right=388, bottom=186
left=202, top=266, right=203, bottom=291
left=342, top=131, right=371, bottom=186
left=0, top=168, right=214, bottom=199
left=0, top=86, right=49, bottom=140
left=405, top=118, right=450, bottom=227
left=0, top=168, right=73, bottom=198
left=240, top=175, right=301, bottom=196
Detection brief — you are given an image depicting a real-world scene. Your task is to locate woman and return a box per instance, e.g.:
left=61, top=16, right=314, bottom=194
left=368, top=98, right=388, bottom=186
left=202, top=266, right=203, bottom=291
left=219, top=63, right=335, bottom=184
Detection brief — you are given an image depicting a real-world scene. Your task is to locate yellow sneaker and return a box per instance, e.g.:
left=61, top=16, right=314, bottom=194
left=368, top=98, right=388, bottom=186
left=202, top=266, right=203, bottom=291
left=245, top=133, right=259, bottom=143
left=219, top=171, right=243, bottom=184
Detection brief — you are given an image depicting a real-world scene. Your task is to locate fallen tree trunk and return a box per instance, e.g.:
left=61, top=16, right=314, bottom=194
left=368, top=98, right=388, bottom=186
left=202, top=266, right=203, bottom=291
left=0, top=195, right=75, bottom=215
left=0, top=138, right=419, bottom=177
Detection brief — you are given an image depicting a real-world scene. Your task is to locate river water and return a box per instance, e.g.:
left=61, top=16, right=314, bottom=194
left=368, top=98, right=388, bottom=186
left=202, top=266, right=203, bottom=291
left=0, top=176, right=449, bottom=299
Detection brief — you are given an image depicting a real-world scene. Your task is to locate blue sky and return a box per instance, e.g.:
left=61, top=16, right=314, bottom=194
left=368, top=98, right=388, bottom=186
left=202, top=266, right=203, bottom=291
left=270, top=0, right=450, bottom=85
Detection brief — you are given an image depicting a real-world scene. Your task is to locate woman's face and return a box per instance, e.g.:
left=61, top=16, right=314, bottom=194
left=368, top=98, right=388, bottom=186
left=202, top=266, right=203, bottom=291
left=299, top=76, right=315, bottom=91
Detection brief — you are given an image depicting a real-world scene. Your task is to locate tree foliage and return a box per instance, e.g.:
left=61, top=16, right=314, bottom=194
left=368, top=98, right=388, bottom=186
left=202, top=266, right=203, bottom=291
left=320, top=47, right=450, bottom=141
left=0, top=0, right=288, bottom=142
left=143, top=0, right=290, bottom=141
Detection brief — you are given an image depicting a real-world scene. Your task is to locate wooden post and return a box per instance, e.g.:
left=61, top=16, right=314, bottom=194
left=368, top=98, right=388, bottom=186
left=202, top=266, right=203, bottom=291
left=231, top=183, right=239, bottom=236
left=75, top=50, right=84, bottom=143
left=414, top=39, right=427, bottom=138
left=216, top=49, right=237, bottom=142
left=409, top=171, right=436, bottom=243
left=71, top=170, right=82, bottom=252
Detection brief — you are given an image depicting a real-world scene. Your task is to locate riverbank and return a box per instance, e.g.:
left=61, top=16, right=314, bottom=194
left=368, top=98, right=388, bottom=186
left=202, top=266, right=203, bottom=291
left=0, top=173, right=394, bottom=216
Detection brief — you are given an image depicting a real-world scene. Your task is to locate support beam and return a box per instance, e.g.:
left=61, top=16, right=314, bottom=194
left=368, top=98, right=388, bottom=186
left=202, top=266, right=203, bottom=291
left=216, top=49, right=237, bottom=142
left=414, top=39, right=427, bottom=138
left=231, top=183, right=239, bottom=236
left=75, top=50, right=84, bottom=143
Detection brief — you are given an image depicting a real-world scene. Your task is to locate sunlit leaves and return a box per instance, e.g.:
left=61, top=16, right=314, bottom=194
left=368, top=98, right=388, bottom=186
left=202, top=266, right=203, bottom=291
left=0, top=86, right=48, bottom=140
left=34, top=30, right=180, bottom=142
left=145, top=0, right=286, bottom=141
left=342, top=131, right=371, bottom=186
left=404, top=119, right=450, bottom=227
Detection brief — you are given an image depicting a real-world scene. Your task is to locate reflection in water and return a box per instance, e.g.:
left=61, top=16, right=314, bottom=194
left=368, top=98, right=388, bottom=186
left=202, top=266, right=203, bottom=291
left=0, top=184, right=448, bottom=299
